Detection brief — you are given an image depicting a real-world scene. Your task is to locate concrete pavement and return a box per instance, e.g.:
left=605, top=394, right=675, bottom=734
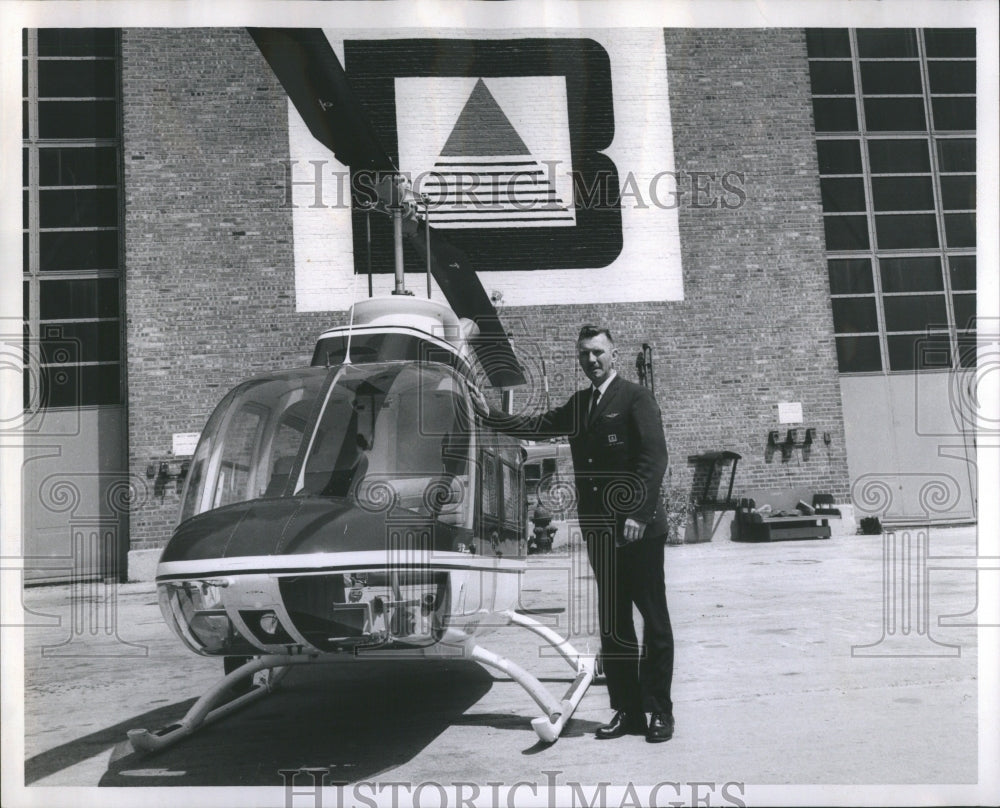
left=11, top=525, right=993, bottom=805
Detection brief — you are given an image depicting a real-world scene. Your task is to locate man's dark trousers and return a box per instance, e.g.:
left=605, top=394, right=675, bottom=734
left=586, top=522, right=674, bottom=717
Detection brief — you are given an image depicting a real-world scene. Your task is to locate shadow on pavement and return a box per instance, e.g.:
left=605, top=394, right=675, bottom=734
left=25, top=699, right=199, bottom=785
left=100, top=659, right=498, bottom=786
left=31, top=659, right=500, bottom=787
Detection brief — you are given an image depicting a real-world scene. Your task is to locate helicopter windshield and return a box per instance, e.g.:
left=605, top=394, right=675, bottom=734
left=179, top=363, right=474, bottom=525
left=179, top=368, right=328, bottom=523
left=297, top=363, right=472, bottom=521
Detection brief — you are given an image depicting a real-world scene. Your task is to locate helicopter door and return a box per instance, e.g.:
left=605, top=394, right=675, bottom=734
left=497, top=441, right=526, bottom=558
left=476, top=428, right=501, bottom=556
left=475, top=427, right=525, bottom=560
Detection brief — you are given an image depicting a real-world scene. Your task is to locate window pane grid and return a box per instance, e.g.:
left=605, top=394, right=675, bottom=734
left=23, top=28, right=124, bottom=409
left=809, top=27, right=975, bottom=373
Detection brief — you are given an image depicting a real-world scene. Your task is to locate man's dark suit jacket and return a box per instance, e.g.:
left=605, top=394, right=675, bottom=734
left=487, top=375, right=669, bottom=540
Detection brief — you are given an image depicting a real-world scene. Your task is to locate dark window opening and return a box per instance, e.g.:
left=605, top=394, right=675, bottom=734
left=868, top=139, right=930, bottom=173
left=883, top=295, right=948, bottom=332
left=810, top=28, right=975, bottom=375
left=948, top=256, right=976, bottom=290
left=820, top=177, right=867, bottom=211
left=887, top=333, right=951, bottom=371
left=812, top=98, right=858, bottom=132
left=871, top=176, right=935, bottom=211
left=860, top=61, right=922, bottom=94
left=931, top=97, right=975, bottom=131
left=810, top=61, right=855, bottom=95
left=831, top=297, right=879, bottom=333
left=923, top=29, right=975, bottom=58
left=856, top=29, right=919, bottom=58
left=824, top=215, right=870, bottom=250
left=835, top=335, right=882, bottom=373
left=23, top=28, right=123, bottom=409
left=937, top=139, right=975, bottom=172
left=817, top=139, right=863, bottom=174
left=944, top=213, right=975, bottom=248
left=828, top=258, right=875, bottom=294
left=879, top=257, right=943, bottom=293
left=806, top=29, right=852, bottom=58
left=864, top=97, right=926, bottom=131
left=940, top=176, right=975, bottom=210
left=874, top=214, right=939, bottom=249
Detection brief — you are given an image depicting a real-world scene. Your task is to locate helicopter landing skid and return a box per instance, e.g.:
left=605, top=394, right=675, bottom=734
left=126, top=655, right=299, bottom=753
left=126, top=612, right=595, bottom=753
left=471, top=610, right=596, bottom=744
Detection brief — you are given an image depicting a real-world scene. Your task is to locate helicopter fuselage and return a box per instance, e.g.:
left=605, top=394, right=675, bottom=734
left=156, top=347, right=526, bottom=661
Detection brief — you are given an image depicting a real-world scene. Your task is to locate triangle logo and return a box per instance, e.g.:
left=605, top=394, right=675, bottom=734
left=440, top=79, right=530, bottom=157
left=420, top=79, right=575, bottom=230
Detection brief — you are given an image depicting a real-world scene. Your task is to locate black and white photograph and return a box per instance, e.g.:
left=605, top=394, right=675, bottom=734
left=1, top=1, right=998, bottom=806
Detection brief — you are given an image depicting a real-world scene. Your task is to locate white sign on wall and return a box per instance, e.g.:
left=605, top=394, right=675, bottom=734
left=777, top=402, right=804, bottom=425
left=288, top=28, right=683, bottom=311
left=171, top=432, right=201, bottom=457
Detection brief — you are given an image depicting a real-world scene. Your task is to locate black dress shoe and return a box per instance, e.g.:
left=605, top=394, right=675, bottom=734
left=646, top=712, right=674, bottom=743
left=595, top=710, right=647, bottom=739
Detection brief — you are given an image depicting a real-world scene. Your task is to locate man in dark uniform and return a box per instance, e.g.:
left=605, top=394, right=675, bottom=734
left=471, top=325, right=674, bottom=742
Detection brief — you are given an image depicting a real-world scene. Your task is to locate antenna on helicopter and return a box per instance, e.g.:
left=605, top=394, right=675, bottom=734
left=365, top=202, right=373, bottom=298
left=423, top=192, right=432, bottom=299
left=338, top=269, right=361, bottom=367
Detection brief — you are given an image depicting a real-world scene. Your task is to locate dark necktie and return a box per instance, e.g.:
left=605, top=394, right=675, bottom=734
left=588, top=387, right=601, bottom=424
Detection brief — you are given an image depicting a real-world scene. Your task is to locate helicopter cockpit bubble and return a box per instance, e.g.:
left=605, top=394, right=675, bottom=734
left=177, top=361, right=476, bottom=528
left=179, top=368, right=328, bottom=523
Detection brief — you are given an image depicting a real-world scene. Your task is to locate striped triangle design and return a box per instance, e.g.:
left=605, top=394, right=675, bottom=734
left=424, top=79, right=575, bottom=229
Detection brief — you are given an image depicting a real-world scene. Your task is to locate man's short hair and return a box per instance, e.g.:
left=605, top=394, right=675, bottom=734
left=577, top=324, right=614, bottom=344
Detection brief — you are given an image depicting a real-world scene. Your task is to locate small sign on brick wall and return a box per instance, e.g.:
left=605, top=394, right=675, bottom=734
left=172, top=432, right=201, bottom=457
left=777, top=402, right=803, bottom=424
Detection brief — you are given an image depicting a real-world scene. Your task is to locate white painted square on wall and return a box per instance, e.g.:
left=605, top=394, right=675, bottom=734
left=289, top=28, right=683, bottom=311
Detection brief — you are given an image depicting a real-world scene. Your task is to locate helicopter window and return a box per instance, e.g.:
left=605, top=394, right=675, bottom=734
left=179, top=454, right=207, bottom=523
left=213, top=403, right=266, bottom=509
left=501, top=460, right=520, bottom=529
left=177, top=370, right=328, bottom=522
left=480, top=452, right=499, bottom=518
left=524, top=462, right=541, bottom=495
left=261, top=402, right=312, bottom=498
left=296, top=364, right=473, bottom=523
left=311, top=332, right=466, bottom=373
left=263, top=454, right=296, bottom=498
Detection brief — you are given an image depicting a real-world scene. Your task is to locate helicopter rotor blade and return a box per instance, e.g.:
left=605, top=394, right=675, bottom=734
left=249, top=27, right=526, bottom=388
left=248, top=27, right=394, bottom=172
left=405, top=222, right=526, bottom=388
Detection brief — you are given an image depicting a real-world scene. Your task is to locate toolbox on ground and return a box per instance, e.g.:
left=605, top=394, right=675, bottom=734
left=734, top=487, right=836, bottom=542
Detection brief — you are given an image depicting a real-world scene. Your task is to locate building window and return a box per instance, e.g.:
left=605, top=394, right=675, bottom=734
left=22, top=29, right=124, bottom=408
left=808, top=28, right=975, bottom=374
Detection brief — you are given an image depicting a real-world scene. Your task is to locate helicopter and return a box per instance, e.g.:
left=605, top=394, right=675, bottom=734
left=127, top=28, right=596, bottom=753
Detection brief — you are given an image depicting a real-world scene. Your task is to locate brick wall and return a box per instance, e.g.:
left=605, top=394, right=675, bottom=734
left=661, top=28, right=850, bottom=499
left=122, top=29, right=340, bottom=547
left=121, top=27, right=849, bottom=552
left=504, top=28, right=850, bottom=501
